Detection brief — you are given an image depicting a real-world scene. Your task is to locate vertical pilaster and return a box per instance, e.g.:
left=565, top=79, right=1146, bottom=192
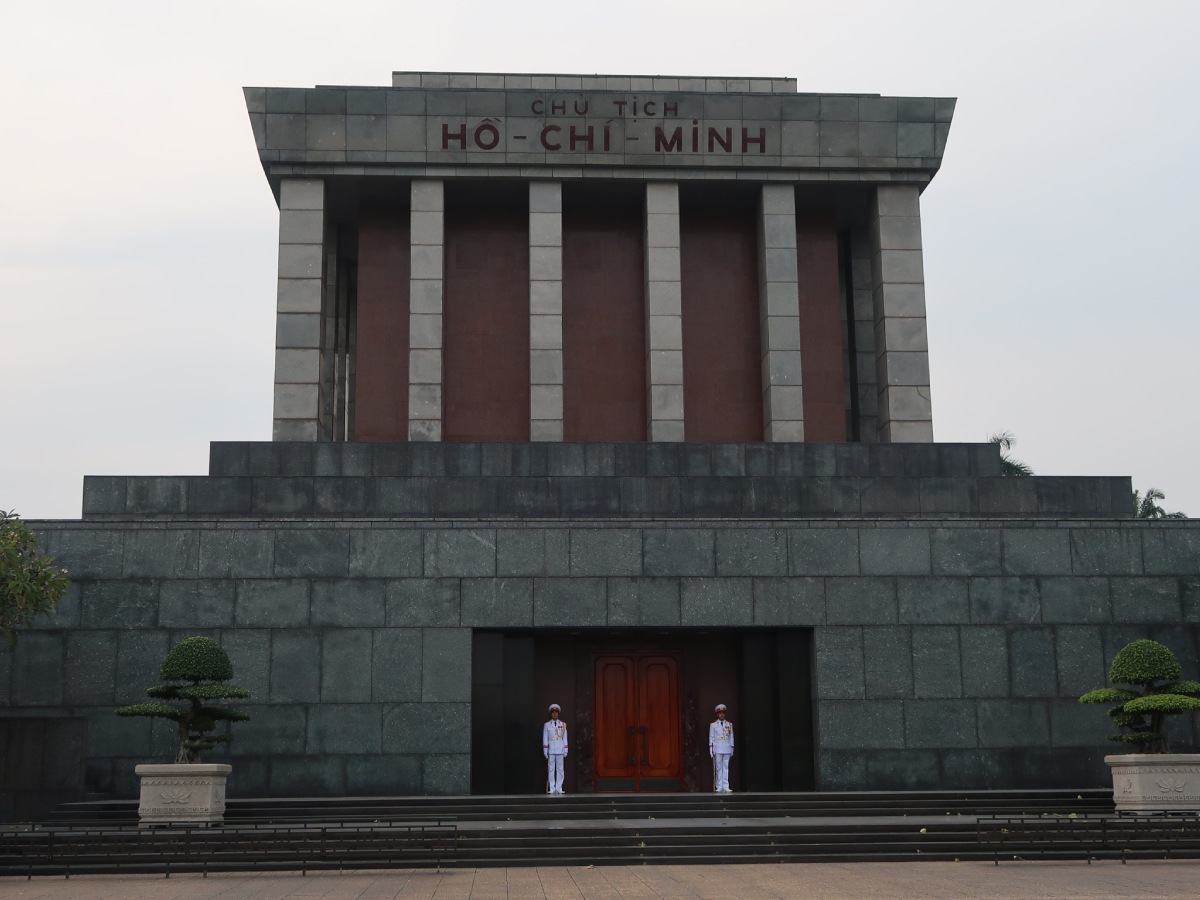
left=331, top=256, right=351, bottom=442
left=318, top=224, right=338, bottom=441
left=273, top=178, right=326, bottom=441
left=758, top=185, right=804, bottom=441
left=850, top=230, right=878, bottom=442
left=529, top=182, right=564, bottom=441
left=870, top=185, right=933, bottom=442
left=408, top=179, right=444, bottom=441
left=645, top=183, right=684, bottom=442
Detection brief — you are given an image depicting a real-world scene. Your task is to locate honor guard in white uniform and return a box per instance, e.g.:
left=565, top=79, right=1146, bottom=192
left=708, top=703, right=734, bottom=793
left=542, top=703, right=569, bottom=793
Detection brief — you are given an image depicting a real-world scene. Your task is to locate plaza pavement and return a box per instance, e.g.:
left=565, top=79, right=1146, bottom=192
left=3, top=860, right=1200, bottom=899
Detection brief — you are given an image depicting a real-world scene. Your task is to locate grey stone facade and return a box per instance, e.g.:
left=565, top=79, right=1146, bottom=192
left=407, top=178, right=445, bottom=442
left=6, top=441, right=1200, bottom=797
left=5, top=72, right=1195, bottom=802
left=247, top=75, right=951, bottom=173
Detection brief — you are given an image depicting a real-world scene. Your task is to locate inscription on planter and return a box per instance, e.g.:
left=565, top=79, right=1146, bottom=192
left=135, top=764, right=232, bottom=826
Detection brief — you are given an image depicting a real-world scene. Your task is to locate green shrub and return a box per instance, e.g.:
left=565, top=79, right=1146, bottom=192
left=1109, top=639, right=1181, bottom=685
left=160, top=636, right=234, bottom=682
left=1080, top=639, right=1200, bottom=753
left=0, top=510, right=69, bottom=648
left=116, top=637, right=251, bottom=763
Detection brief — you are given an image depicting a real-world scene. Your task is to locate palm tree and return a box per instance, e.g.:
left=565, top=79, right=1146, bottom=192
left=1132, top=487, right=1187, bottom=519
left=989, top=432, right=1033, bottom=477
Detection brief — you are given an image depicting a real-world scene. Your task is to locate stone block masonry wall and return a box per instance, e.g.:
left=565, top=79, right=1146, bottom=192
left=79, top=440, right=1131, bottom=519
left=203, top=440, right=1005, bottom=480
left=272, top=179, right=326, bottom=440
left=870, top=186, right=933, bottom=442
left=6, top=516, right=1200, bottom=797
left=81, top=472, right=1134, bottom=520
left=408, top=179, right=445, bottom=441
left=849, top=230, right=878, bottom=442
left=248, top=80, right=952, bottom=173
left=529, top=181, right=564, bottom=441
left=644, top=184, right=684, bottom=441
left=758, top=185, right=804, bottom=440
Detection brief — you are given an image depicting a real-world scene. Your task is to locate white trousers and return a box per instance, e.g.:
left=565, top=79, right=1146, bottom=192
left=547, top=754, right=565, bottom=793
left=712, top=753, right=731, bottom=792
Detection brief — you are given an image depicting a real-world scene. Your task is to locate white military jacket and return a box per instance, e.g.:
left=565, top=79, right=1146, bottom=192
left=543, top=719, right=569, bottom=755
left=709, top=719, right=734, bottom=754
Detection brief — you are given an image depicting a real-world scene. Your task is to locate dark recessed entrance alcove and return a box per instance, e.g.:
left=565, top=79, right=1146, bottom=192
left=470, top=629, right=815, bottom=794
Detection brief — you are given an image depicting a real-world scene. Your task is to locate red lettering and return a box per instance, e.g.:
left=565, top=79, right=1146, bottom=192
left=708, top=128, right=732, bottom=153
left=742, top=127, right=766, bottom=154
left=551, top=100, right=566, bottom=115
left=474, top=123, right=500, bottom=150
left=574, top=100, right=589, bottom=115
left=662, top=101, right=678, bottom=116
left=441, top=123, right=466, bottom=149
left=603, top=124, right=611, bottom=151
left=531, top=99, right=544, bottom=115
left=691, top=121, right=699, bottom=152
left=613, top=100, right=627, bottom=115
left=540, top=125, right=562, bottom=151
left=643, top=100, right=656, bottom=116
left=654, top=126, right=683, bottom=152
left=569, top=125, right=594, bottom=151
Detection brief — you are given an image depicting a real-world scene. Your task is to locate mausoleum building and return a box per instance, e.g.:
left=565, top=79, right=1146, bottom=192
left=5, top=72, right=1200, bottom=803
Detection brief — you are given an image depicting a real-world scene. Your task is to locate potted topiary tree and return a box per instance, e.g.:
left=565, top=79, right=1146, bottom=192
left=1080, top=638, right=1200, bottom=811
left=115, top=636, right=251, bottom=825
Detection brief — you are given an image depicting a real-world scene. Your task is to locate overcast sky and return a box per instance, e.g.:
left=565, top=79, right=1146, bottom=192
left=3, top=0, right=1197, bottom=520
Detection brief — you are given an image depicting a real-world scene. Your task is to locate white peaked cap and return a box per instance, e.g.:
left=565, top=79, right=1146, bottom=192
left=715, top=703, right=727, bottom=712
left=549, top=703, right=561, bottom=712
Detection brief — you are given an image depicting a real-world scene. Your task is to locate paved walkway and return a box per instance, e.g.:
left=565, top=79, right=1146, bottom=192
left=3, top=861, right=1200, bottom=899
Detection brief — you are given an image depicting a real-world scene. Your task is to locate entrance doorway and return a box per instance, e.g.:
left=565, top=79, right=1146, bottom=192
left=470, top=629, right=815, bottom=795
left=593, top=654, right=682, bottom=792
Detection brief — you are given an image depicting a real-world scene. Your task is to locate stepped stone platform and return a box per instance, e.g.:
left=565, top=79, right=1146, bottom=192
left=6, top=790, right=1148, bottom=875
left=77, top=441, right=1132, bottom=519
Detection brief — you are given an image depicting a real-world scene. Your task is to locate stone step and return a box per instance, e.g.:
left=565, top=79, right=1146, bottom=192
left=23, top=799, right=1186, bottom=875
left=81, top=473, right=1132, bottom=519
left=51, top=789, right=1113, bottom=825
left=207, top=441, right=1004, bottom=479
left=11, top=790, right=1139, bottom=875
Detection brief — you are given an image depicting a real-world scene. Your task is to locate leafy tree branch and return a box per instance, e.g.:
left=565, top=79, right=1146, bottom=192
left=0, top=510, right=69, bottom=648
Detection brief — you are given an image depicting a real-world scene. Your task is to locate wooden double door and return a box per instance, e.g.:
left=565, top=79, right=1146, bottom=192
left=593, top=654, right=682, bottom=792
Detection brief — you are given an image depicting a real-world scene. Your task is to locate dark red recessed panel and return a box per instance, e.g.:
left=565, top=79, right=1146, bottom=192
left=796, top=213, right=847, bottom=442
left=443, top=203, right=531, bottom=441
left=563, top=206, right=647, bottom=441
left=354, top=207, right=411, bottom=441
left=680, top=207, right=763, bottom=442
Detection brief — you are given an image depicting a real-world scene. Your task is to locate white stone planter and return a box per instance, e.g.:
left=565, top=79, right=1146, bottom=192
left=134, top=763, right=232, bottom=826
left=1106, top=754, right=1200, bottom=812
